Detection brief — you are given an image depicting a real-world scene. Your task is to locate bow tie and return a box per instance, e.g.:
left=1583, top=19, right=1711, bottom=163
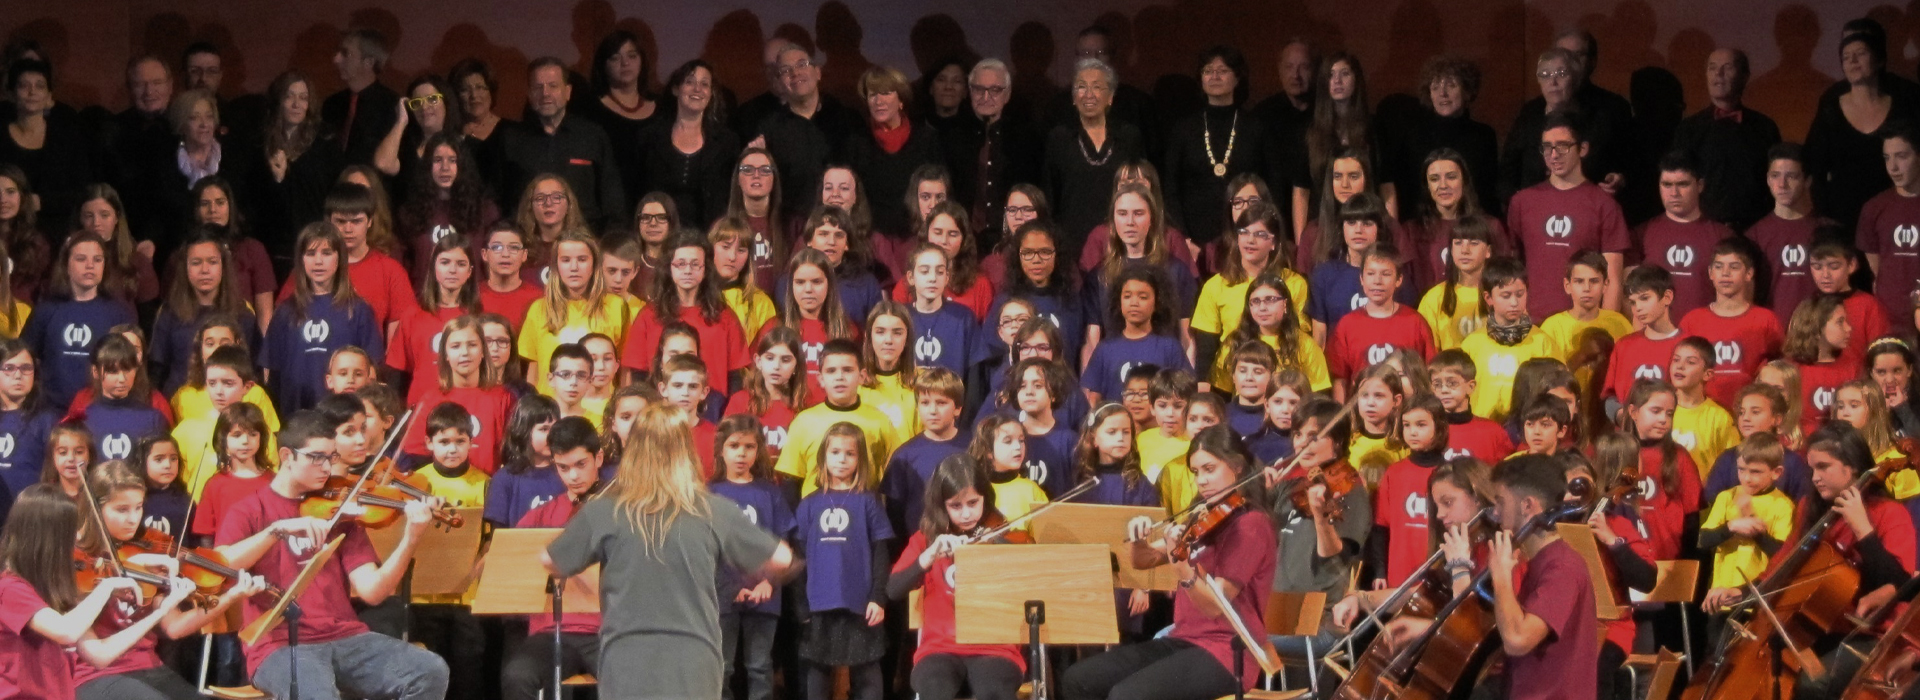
left=1713, top=107, right=1743, bottom=123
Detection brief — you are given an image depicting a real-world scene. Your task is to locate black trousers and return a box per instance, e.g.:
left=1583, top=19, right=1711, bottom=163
left=1060, top=638, right=1240, bottom=700
left=910, top=653, right=1023, bottom=700
left=77, top=667, right=201, bottom=700
left=808, top=662, right=882, bottom=700
left=1598, top=640, right=1626, bottom=700
left=501, top=631, right=599, bottom=700
left=411, top=604, right=487, bottom=700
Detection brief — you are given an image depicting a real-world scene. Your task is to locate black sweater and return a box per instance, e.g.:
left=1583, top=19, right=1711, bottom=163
left=842, top=120, right=946, bottom=238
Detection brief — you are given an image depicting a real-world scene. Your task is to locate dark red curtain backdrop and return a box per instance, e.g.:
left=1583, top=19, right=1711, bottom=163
left=0, top=0, right=1890, bottom=144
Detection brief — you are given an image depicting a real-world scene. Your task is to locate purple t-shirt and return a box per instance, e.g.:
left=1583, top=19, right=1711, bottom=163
left=1070, top=465, right=1162, bottom=507
left=1081, top=334, right=1190, bottom=401
left=794, top=489, right=893, bottom=613
left=1747, top=213, right=1822, bottom=326
left=881, top=435, right=966, bottom=534
left=1022, top=421, right=1079, bottom=498
left=1857, top=188, right=1920, bottom=319
left=261, top=293, right=385, bottom=414
left=20, top=296, right=138, bottom=409
left=908, top=302, right=981, bottom=380
left=710, top=479, right=797, bottom=615
left=82, top=396, right=169, bottom=462
left=0, top=408, right=57, bottom=497
left=482, top=463, right=616, bottom=528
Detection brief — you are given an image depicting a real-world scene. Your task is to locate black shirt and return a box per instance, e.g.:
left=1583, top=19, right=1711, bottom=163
left=101, top=107, right=179, bottom=243
left=751, top=95, right=863, bottom=219
left=634, top=119, right=742, bottom=229
left=1043, top=120, right=1146, bottom=254
left=492, top=113, right=628, bottom=229
left=1163, top=104, right=1286, bottom=244
left=1670, top=105, right=1782, bottom=230
left=1251, top=92, right=1314, bottom=196
left=0, top=111, right=102, bottom=238
left=841, top=120, right=946, bottom=237
left=940, top=113, right=1043, bottom=248
left=1806, top=76, right=1920, bottom=230
left=1390, top=109, right=1502, bottom=219
left=320, top=81, right=400, bottom=167
left=1497, top=85, right=1635, bottom=203
left=574, top=96, right=665, bottom=213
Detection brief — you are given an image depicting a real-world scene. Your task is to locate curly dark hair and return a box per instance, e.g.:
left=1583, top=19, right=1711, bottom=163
left=399, top=133, right=490, bottom=241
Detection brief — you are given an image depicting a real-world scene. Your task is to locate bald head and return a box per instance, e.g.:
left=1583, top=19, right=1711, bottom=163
left=126, top=56, right=172, bottom=115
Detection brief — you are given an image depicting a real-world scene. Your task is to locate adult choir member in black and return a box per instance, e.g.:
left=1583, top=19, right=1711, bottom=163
left=494, top=57, right=627, bottom=230
left=322, top=29, right=399, bottom=168
left=1044, top=58, right=1145, bottom=259
left=1670, top=49, right=1781, bottom=230
left=1807, top=18, right=1920, bottom=230
left=1061, top=426, right=1276, bottom=700
left=1163, top=45, right=1284, bottom=262
left=545, top=404, right=796, bottom=699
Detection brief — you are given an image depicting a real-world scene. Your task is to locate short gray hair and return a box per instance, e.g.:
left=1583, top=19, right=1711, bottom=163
left=772, top=42, right=823, bottom=69
left=969, top=58, right=1011, bottom=87
left=1072, top=58, right=1116, bottom=91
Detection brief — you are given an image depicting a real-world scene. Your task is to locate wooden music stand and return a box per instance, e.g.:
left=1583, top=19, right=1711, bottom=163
left=955, top=544, right=1118, bottom=699
left=1557, top=523, right=1629, bottom=620
left=369, top=507, right=485, bottom=596
left=1031, top=503, right=1179, bottom=591
left=240, top=535, right=343, bottom=646
left=473, top=528, right=602, bottom=700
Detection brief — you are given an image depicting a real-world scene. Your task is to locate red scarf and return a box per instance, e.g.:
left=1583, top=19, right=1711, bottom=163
left=873, top=119, right=911, bottom=154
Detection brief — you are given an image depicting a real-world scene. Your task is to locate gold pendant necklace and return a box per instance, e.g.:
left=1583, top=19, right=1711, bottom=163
left=1204, top=111, right=1237, bottom=178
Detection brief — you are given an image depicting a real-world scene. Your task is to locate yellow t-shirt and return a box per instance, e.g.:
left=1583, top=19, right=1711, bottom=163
left=171, top=384, right=284, bottom=493
left=1701, top=488, right=1795, bottom=594
left=1459, top=328, right=1566, bottom=422
left=858, top=373, right=920, bottom=439
left=1138, top=429, right=1197, bottom=515
left=724, top=287, right=778, bottom=340
left=1882, top=447, right=1919, bottom=500
left=413, top=464, right=491, bottom=605
left=990, top=474, right=1051, bottom=529
left=1540, top=309, right=1635, bottom=352
left=775, top=400, right=902, bottom=495
left=1194, top=270, right=1312, bottom=338
left=1209, top=331, right=1332, bottom=392
left=1674, top=399, right=1740, bottom=481
left=1417, top=283, right=1484, bottom=351
left=1349, top=430, right=1409, bottom=487
left=0, top=300, right=31, bottom=339
left=517, top=296, right=630, bottom=393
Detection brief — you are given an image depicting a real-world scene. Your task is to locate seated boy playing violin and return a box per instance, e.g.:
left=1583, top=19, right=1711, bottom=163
left=213, top=410, right=450, bottom=700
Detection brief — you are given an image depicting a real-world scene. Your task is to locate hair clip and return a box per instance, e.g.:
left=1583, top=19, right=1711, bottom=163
left=1870, top=337, right=1911, bottom=351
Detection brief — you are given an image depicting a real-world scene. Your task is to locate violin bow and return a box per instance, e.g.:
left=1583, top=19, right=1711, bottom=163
left=964, top=477, right=1100, bottom=544
left=321, top=404, right=420, bottom=532
left=1146, top=391, right=1362, bottom=537
left=75, top=461, right=122, bottom=571
left=173, top=433, right=221, bottom=559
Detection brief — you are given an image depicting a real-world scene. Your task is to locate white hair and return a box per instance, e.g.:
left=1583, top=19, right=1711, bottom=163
left=1073, top=58, right=1116, bottom=91
left=969, top=58, right=1012, bottom=87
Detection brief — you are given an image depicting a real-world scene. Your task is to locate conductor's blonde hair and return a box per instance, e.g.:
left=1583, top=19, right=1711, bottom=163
left=609, top=404, right=711, bottom=554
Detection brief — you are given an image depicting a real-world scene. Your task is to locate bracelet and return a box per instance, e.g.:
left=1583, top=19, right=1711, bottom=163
left=1450, top=569, right=1471, bottom=579
left=1446, top=557, right=1473, bottom=571
left=1179, top=578, right=1196, bottom=589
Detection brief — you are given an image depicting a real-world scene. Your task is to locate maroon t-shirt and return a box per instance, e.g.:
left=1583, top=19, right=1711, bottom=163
left=623, top=303, right=751, bottom=395
left=1326, top=305, right=1438, bottom=381
left=1746, top=213, right=1822, bottom=327
left=1507, top=181, right=1631, bottom=319
left=1857, top=188, right=1920, bottom=319
left=725, top=391, right=797, bottom=458
left=1603, top=330, right=1683, bottom=402
left=516, top=496, right=602, bottom=636
left=0, top=572, right=74, bottom=699
left=1634, top=216, right=1732, bottom=319
left=1840, top=290, right=1891, bottom=365
left=70, top=593, right=162, bottom=686
left=1678, top=305, right=1785, bottom=409
left=215, top=488, right=381, bottom=675
left=1170, top=507, right=1276, bottom=690
left=1503, top=539, right=1597, bottom=700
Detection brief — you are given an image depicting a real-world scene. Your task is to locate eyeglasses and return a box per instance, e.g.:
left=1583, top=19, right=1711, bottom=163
left=486, top=243, right=526, bottom=254
left=405, top=93, right=445, bottom=110
left=670, top=260, right=704, bottom=272
left=532, top=193, right=569, bottom=206
left=776, top=60, right=813, bottom=78
left=1536, top=69, right=1571, bottom=81
left=1018, top=342, right=1053, bottom=354
left=0, top=363, right=32, bottom=376
left=1539, top=142, right=1578, bottom=156
left=638, top=213, right=671, bottom=225
left=1018, top=248, right=1056, bottom=262
left=484, top=338, right=513, bottom=348
left=1121, top=390, right=1151, bottom=401
left=1202, top=68, right=1236, bottom=80
left=1005, top=205, right=1037, bottom=217
left=1230, top=196, right=1261, bottom=209
left=1431, top=378, right=1467, bottom=392
left=737, top=165, right=775, bottom=177
left=1247, top=295, right=1285, bottom=308
left=293, top=449, right=339, bottom=465
left=969, top=84, right=1008, bottom=98
left=1236, top=227, right=1275, bottom=241
left=999, top=315, right=1032, bottom=329
left=551, top=370, right=590, bottom=382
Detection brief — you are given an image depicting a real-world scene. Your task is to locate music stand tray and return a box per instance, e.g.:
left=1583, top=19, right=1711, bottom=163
left=1031, top=503, right=1179, bottom=591
left=241, top=535, right=343, bottom=646
left=471, top=528, right=600, bottom=616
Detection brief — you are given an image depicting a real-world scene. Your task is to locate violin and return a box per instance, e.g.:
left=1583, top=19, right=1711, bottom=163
left=72, top=548, right=214, bottom=611
left=964, top=512, right=1034, bottom=545
left=1168, top=491, right=1245, bottom=562
left=1285, top=462, right=1360, bottom=522
left=114, top=528, right=283, bottom=604
left=299, top=471, right=463, bottom=529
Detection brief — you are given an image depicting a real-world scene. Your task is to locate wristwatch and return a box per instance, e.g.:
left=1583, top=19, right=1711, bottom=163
left=1179, top=578, right=1196, bottom=589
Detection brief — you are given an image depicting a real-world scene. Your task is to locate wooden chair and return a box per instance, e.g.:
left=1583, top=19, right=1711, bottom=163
left=197, top=608, right=273, bottom=700
left=1622, top=647, right=1684, bottom=700
left=1635, top=560, right=1702, bottom=677
left=1212, top=591, right=1323, bottom=700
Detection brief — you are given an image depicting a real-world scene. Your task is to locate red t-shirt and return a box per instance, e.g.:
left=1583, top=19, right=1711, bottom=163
left=1503, top=539, right=1598, bottom=700
left=1445, top=412, right=1515, bottom=464
left=623, top=304, right=750, bottom=395
left=694, top=420, right=717, bottom=480
left=1768, top=496, right=1918, bottom=588
left=1635, top=216, right=1732, bottom=320
left=889, top=276, right=996, bottom=322
left=387, top=306, right=465, bottom=405
left=0, top=572, right=74, bottom=699
left=278, top=250, right=420, bottom=329
left=758, top=319, right=862, bottom=407
left=1794, top=358, right=1861, bottom=440
left=1604, top=330, right=1683, bottom=402
left=1374, top=457, right=1438, bottom=585
left=1633, top=444, right=1702, bottom=561
left=1856, top=188, right=1920, bottom=320
left=516, top=495, right=602, bottom=635
left=1678, top=305, right=1785, bottom=409
left=725, top=391, right=797, bottom=458
left=1326, top=305, right=1437, bottom=381
left=71, top=592, right=163, bottom=685
left=1746, top=213, right=1822, bottom=327
left=1170, top=507, right=1277, bottom=690
left=892, top=532, right=1027, bottom=670
left=401, top=385, right=515, bottom=475
left=215, top=488, right=382, bottom=675
left=191, top=471, right=272, bottom=537
left=480, top=281, right=546, bottom=334
left=1840, top=290, right=1890, bottom=365
left=1507, top=180, right=1632, bottom=319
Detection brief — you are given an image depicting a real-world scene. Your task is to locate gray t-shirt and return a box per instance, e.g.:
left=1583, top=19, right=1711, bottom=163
left=1270, top=478, right=1373, bottom=629
left=547, top=493, right=780, bottom=699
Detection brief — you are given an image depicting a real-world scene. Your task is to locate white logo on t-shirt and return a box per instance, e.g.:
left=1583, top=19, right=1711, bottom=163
left=1349, top=293, right=1366, bottom=310
left=1714, top=342, right=1740, bottom=366
left=1813, top=387, right=1836, bottom=412
left=1444, top=447, right=1470, bottom=460
left=1366, top=344, right=1394, bottom=366
left=0, top=434, right=16, bottom=458
left=431, top=224, right=457, bottom=244
left=1404, top=493, right=1429, bottom=519
left=62, top=324, right=92, bottom=347
left=142, top=515, right=171, bottom=536
left=1026, top=460, right=1049, bottom=486
left=741, top=504, right=760, bottom=525
left=431, top=331, right=445, bottom=354
left=1639, top=475, right=1658, bottom=501
left=1780, top=245, right=1807, bottom=270
left=1633, top=364, right=1663, bottom=380
left=302, top=320, right=331, bottom=344
left=1666, top=245, right=1695, bottom=269
left=803, top=342, right=824, bottom=364
left=101, top=434, right=132, bottom=460
left=1487, top=353, right=1520, bottom=377
left=1545, top=216, right=1573, bottom=239
left=943, top=562, right=958, bottom=589
left=1673, top=431, right=1697, bottom=451
left=819, top=508, right=851, bottom=533
left=914, top=335, right=943, bottom=362
left=1897, top=224, right=1920, bottom=249
left=764, top=426, right=788, bottom=451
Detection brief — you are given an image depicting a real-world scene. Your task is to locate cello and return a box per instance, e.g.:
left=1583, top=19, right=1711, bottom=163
left=1680, top=440, right=1920, bottom=700
left=1835, top=572, right=1920, bottom=699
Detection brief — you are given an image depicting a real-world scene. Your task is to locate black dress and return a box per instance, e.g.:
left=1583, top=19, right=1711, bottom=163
left=1163, top=104, right=1286, bottom=246
left=634, top=119, right=742, bottom=229
left=940, top=113, right=1043, bottom=249
left=841, top=120, right=946, bottom=237
left=1806, top=79, right=1920, bottom=230
left=1043, top=121, right=1145, bottom=255
left=749, top=96, right=863, bottom=220
left=0, top=113, right=102, bottom=237
left=575, top=96, right=664, bottom=214
left=1670, top=106, right=1782, bottom=230
left=1251, top=93, right=1313, bottom=199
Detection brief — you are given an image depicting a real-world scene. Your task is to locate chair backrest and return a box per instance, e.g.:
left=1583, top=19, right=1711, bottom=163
left=1644, top=560, right=1701, bottom=604
left=1264, top=590, right=1327, bottom=637
left=1647, top=647, right=1684, bottom=700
